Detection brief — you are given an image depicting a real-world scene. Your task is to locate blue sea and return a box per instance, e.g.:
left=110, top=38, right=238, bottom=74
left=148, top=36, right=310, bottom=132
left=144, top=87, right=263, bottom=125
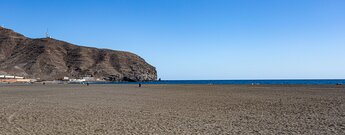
left=90, top=79, right=345, bottom=85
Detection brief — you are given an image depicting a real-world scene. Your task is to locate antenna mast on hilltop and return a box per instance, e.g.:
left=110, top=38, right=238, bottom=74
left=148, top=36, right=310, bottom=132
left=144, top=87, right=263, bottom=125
left=45, top=28, right=51, bottom=38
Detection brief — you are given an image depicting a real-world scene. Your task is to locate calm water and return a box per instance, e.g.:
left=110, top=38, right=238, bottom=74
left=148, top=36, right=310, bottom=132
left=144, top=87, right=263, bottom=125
left=91, top=80, right=345, bottom=85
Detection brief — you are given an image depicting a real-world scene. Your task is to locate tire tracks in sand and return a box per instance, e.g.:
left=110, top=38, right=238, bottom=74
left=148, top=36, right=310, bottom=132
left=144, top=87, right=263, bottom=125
left=4, top=98, right=36, bottom=132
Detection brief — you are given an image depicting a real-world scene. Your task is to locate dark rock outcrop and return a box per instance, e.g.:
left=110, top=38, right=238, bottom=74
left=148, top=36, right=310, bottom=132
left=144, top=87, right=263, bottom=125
left=0, top=27, right=157, bottom=81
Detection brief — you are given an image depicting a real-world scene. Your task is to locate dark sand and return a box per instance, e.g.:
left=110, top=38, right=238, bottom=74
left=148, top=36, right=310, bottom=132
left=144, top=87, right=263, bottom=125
left=0, top=84, right=344, bottom=134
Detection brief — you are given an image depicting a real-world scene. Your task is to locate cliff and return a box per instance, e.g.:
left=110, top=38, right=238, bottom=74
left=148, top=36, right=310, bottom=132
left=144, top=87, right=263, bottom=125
left=0, top=27, right=157, bottom=81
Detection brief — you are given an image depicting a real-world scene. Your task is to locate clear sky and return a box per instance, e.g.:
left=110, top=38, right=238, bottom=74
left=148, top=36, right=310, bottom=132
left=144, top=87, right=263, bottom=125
left=1, top=0, right=345, bottom=80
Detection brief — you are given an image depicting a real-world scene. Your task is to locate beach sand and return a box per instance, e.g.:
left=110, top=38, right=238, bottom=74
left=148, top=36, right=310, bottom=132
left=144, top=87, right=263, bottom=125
left=0, top=84, right=344, bottom=134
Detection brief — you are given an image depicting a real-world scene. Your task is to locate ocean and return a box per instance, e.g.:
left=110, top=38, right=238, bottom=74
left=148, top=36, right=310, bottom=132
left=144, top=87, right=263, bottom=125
left=90, top=79, right=345, bottom=85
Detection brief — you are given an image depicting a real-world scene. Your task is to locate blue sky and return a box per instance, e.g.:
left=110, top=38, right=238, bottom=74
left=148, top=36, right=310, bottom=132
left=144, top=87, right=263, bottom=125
left=1, top=0, right=345, bottom=79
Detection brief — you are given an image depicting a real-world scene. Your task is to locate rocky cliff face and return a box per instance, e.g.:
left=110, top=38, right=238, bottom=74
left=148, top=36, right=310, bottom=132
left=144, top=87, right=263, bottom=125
left=0, top=27, right=157, bottom=81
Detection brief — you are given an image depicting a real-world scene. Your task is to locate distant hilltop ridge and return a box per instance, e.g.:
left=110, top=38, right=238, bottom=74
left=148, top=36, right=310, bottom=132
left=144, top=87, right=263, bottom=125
left=0, top=27, right=157, bottom=81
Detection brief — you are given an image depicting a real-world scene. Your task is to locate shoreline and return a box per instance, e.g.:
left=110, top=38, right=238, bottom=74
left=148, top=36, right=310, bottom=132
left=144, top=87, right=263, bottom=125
left=2, top=79, right=345, bottom=85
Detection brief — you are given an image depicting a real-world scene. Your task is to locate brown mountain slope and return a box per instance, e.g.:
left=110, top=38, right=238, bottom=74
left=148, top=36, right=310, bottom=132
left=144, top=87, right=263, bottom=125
left=0, top=27, right=157, bottom=81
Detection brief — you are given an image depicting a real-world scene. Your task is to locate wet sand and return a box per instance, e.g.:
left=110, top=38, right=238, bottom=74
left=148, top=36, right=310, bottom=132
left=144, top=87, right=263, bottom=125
left=0, top=84, right=344, bottom=134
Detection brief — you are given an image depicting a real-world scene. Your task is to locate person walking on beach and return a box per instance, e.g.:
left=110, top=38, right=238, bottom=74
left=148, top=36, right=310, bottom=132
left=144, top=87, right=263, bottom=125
left=139, top=83, right=142, bottom=87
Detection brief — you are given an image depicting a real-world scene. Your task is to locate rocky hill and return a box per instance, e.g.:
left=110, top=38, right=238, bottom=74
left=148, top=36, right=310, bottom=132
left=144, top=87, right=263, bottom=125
left=0, top=27, right=157, bottom=81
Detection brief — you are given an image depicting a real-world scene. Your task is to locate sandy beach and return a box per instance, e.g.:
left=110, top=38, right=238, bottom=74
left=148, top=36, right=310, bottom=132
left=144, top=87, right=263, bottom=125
left=0, top=84, right=344, bottom=134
